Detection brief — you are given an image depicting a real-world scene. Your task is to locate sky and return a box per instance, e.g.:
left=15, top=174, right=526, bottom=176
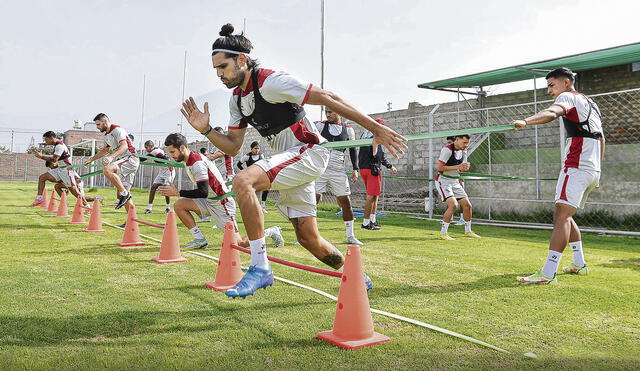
left=1, top=0, right=639, bottom=151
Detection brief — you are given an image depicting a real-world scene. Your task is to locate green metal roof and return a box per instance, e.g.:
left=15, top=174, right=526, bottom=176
left=418, top=42, right=640, bottom=89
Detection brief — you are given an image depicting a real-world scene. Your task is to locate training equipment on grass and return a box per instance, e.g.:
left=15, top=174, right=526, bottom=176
left=69, top=197, right=86, bottom=224
left=119, top=204, right=145, bottom=246
left=205, top=221, right=243, bottom=291
left=84, top=199, right=105, bottom=232
left=47, top=190, right=57, bottom=212
left=231, top=245, right=342, bottom=278
left=55, top=192, right=69, bottom=218
left=316, top=244, right=391, bottom=350
left=39, top=189, right=48, bottom=209
left=152, top=210, right=187, bottom=264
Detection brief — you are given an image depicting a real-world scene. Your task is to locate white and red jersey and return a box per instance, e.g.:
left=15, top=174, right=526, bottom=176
left=184, top=151, right=231, bottom=198
left=52, top=141, right=72, bottom=166
left=228, top=68, right=326, bottom=153
left=103, top=124, right=136, bottom=160
left=208, top=147, right=234, bottom=179
left=437, top=143, right=467, bottom=178
left=145, top=147, right=174, bottom=173
left=316, top=121, right=356, bottom=170
left=552, top=91, right=603, bottom=172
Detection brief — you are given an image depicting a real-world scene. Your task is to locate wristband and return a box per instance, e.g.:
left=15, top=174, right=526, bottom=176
left=201, top=125, right=213, bottom=136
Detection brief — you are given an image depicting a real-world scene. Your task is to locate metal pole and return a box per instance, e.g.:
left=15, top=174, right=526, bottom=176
left=140, top=74, right=146, bottom=150
left=427, top=104, right=440, bottom=219
left=320, top=0, right=325, bottom=121
left=180, top=50, right=187, bottom=134
left=533, top=76, right=540, bottom=200
left=90, top=139, right=96, bottom=189
left=10, top=130, right=14, bottom=152
left=487, top=109, right=492, bottom=220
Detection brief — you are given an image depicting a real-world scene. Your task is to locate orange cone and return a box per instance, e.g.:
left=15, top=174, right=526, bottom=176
left=316, top=244, right=390, bottom=350
left=84, top=199, right=105, bottom=232
left=119, top=204, right=144, bottom=246
left=55, top=192, right=69, bottom=218
left=47, top=190, right=57, bottom=212
left=39, top=189, right=48, bottom=209
left=205, top=221, right=243, bottom=291
left=152, top=210, right=187, bottom=264
left=69, top=197, right=86, bottom=224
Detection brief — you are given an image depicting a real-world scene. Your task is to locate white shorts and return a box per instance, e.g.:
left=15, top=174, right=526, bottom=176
left=113, top=156, right=140, bottom=188
left=315, top=167, right=351, bottom=197
left=555, top=167, right=600, bottom=209
left=192, top=197, right=238, bottom=230
left=48, top=167, right=77, bottom=187
left=254, top=144, right=330, bottom=219
left=153, top=168, right=175, bottom=186
left=436, top=176, right=468, bottom=201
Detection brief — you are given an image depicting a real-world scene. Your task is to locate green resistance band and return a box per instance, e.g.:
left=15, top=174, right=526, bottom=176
left=60, top=163, right=104, bottom=169
left=321, top=124, right=516, bottom=150
left=77, top=170, right=103, bottom=180
left=349, top=172, right=555, bottom=182
left=136, top=154, right=185, bottom=168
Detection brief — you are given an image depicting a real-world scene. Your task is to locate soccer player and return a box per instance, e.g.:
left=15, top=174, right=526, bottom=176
left=358, top=119, right=397, bottom=230
left=513, top=67, right=604, bottom=284
left=236, top=141, right=269, bottom=213
left=180, top=23, right=406, bottom=298
left=158, top=133, right=283, bottom=250
left=141, top=140, right=174, bottom=214
left=46, top=161, right=102, bottom=205
left=30, top=131, right=86, bottom=207
left=84, top=113, right=140, bottom=210
left=435, top=134, right=480, bottom=240
left=446, top=136, right=465, bottom=226
left=315, top=107, right=362, bottom=245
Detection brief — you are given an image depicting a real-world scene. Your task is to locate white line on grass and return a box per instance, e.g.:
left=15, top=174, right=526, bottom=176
left=103, top=221, right=536, bottom=359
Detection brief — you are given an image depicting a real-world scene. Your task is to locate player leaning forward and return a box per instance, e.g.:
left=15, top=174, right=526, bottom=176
left=513, top=67, right=604, bottom=284
left=180, top=23, right=407, bottom=298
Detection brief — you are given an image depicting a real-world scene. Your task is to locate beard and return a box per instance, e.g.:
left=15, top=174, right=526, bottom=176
left=176, top=153, right=185, bottom=163
left=221, top=69, right=246, bottom=89
left=98, top=126, right=106, bottom=133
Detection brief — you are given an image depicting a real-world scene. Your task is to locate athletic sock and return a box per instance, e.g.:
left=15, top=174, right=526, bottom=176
left=345, top=220, right=355, bottom=238
left=264, top=226, right=276, bottom=238
left=147, top=203, right=153, bottom=210
left=363, top=218, right=371, bottom=226
left=569, top=241, right=586, bottom=267
left=189, top=226, right=205, bottom=241
left=464, top=220, right=472, bottom=233
left=370, top=214, right=377, bottom=224
left=120, top=190, right=129, bottom=197
left=36, top=195, right=43, bottom=201
left=249, top=237, right=269, bottom=269
left=440, top=222, right=450, bottom=234
left=165, top=204, right=171, bottom=210
left=541, top=250, right=562, bottom=278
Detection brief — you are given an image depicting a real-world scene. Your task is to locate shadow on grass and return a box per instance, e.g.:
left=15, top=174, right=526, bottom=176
left=601, top=258, right=640, bottom=272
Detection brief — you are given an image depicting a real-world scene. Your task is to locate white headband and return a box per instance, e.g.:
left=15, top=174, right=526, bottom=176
left=212, top=48, right=249, bottom=55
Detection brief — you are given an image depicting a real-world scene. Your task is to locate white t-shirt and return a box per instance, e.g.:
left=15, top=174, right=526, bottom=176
left=52, top=141, right=72, bottom=166
left=228, top=68, right=326, bottom=153
left=437, top=144, right=467, bottom=177
left=552, top=91, right=603, bottom=172
left=184, top=151, right=230, bottom=198
left=145, top=147, right=174, bottom=173
left=103, top=125, right=136, bottom=160
left=316, top=121, right=356, bottom=170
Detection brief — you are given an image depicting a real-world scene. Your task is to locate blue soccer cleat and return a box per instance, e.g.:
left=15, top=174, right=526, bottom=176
left=225, top=265, right=274, bottom=298
left=364, top=273, right=373, bottom=291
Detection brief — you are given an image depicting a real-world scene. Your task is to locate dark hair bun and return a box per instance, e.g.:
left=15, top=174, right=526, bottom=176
left=220, top=24, right=234, bottom=37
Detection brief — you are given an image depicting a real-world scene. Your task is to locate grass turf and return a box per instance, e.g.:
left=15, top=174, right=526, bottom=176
left=0, top=182, right=639, bottom=370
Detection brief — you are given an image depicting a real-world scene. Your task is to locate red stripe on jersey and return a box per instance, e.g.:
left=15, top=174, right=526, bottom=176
left=560, top=171, right=570, bottom=201
left=207, top=169, right=225, bottom=196
left=565, top=137, right=583, bottom=169
left=565, top=107, right=580, bottom=123
left=266, top=155, right=304, bottom=183
left=224, top=155, right=234, bottom=176
left=289, top=120, right=320, bottom=145
left=186, top=151, right=201, bottom=166
left=301, top=84, right=312, bottom=106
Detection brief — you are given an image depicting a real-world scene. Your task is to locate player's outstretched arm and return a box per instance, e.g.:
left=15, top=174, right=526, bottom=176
left=512, top=105, right=564, bottom=129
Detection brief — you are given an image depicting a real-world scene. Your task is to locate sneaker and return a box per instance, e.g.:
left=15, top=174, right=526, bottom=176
left=270, top=226, right=284, bottom=248
left=165, top=208, right=171, bottom=214
left=517, top=272, right=557, bottom=284
left=115, top=193, right=131, bottom=209
left=563, top=263, right=588, bottom=275
left=262, top=207, right=269, bottom=214
left=363, top=273, right=373, bottom=291
left=456, top=218, right=466, bottom=225
left=181, top=238, right=208, bottom=251
left=144, top=209, right=152, bottom=214
left=464, top=231, right=481, bottom=238
left=346, top=236, right=364, bottom=246
left=372, top=221, right=382, bottom=229
left=225, top=265, right=274, bottom=298
left=96, top=196, right=105, bottom=206
left=438, top=233, right=455, bottom=240
left=198, top=216, right=211, bottom=223
left=29, top=198, right=44, bottom=207
left=361, top=223, right=381, bottom=231
left=117, top=222, right=126, bottom=228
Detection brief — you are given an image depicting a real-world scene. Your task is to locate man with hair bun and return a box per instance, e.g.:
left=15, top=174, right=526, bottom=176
left=512, top=67, right=605, bottom=284
left=180, top=23, right=407, bottom=298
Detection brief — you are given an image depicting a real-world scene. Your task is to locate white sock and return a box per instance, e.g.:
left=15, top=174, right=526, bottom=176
left=264, top=226, right=276, bottom=238
left=370, top=214, right=377, bottom=223
left=120, top=190, right=129, bottom=197
left=36, top=195, right=43, bottom=201
left=249, top=237, right=269, bottom=269
left=363, top=218, right=370, bottom=226
left=345, top=220, right=355, bottom=238
left=189, top=226, right=205, bottom=240
left=166, top=204, right=171, bottom=210
left=464, top=220, right=472, bottom=233
left=541, top=250, right=562, bottom=278
left=147, top=203, right=153, bottom=210
left=569, top=241, right=586, bottom=267
left=440, top=222, right=450, bottom=234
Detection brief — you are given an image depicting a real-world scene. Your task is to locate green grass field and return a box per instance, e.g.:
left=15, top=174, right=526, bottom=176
left=1, top=182, right=639, bottom=370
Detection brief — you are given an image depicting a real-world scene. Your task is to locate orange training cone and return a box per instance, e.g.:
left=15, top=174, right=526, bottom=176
left=119, top=204, right=144, bottom=246
left=84, top=199, right=105, bottom=232
left=69, top=197, right=86, bottom=224
left=152, top=210, right=187, bottom=264
left=205, top=221, right=243, bottom=291
left=47, top=190, right=57, bottom=212
left=39, top=189, right=48, bottom=209
left=316, top=244, right=390, bottom=350
left=55, top=192, right=69, bottom=218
